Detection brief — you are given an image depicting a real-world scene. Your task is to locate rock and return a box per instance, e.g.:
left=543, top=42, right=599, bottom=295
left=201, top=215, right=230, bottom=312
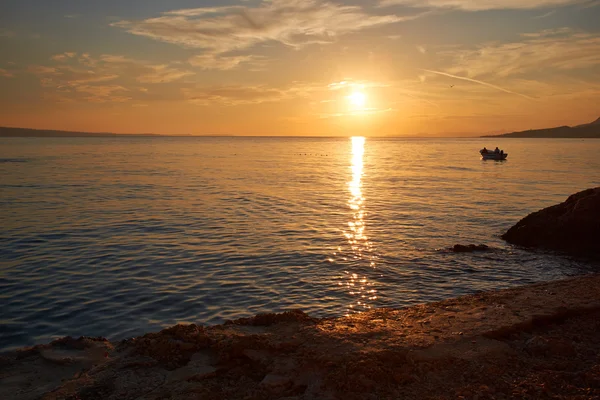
left=228, top=309, right=316, bottom=326
left=546, top=338, right=576, bottom=357
left=130, top=324, right=210, bottom=370
left=451, top=244, right=491, bottom=253
left=525, top=336, right=549, bottom=356
left=502, top=187, right=600, bottom=257
left=261, top=374, right=292, bottom=389
left=525, top=336, right=576, bottom=357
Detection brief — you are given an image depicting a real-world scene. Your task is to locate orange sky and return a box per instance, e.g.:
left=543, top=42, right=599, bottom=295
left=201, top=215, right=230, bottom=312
left=1, top=0, right=599, bottom=136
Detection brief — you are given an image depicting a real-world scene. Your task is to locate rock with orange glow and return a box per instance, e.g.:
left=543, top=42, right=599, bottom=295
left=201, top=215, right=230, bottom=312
left=502, top=187, right=600, bottom=257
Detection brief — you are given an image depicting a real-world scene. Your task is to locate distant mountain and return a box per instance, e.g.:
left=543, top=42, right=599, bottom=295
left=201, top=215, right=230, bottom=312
left=482, top=117, right=600, bottom=138
left=574, top=117, right=600, bottom=128
left=0, top=126, right=161, bottom=137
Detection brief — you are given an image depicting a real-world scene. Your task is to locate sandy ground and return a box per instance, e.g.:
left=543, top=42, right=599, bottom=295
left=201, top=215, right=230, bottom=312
left=2, top=274, right=600, bottom=400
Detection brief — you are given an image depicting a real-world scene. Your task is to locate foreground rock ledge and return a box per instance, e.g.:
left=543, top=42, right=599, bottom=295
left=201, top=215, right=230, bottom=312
left=2, top=275, right=600, bottom=400
left=502, top=187, right=600, bottom=258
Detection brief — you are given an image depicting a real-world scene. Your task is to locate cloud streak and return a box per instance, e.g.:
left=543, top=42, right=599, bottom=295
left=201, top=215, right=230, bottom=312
left=533, top=9, right=557, bottom=18
left=423, top=69, right=535, bottom=99
left=442, top=28, right=600, bottom=78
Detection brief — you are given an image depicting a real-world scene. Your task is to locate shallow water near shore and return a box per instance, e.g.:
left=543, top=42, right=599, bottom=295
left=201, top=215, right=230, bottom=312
left=1, top=136, right=599, bottom=351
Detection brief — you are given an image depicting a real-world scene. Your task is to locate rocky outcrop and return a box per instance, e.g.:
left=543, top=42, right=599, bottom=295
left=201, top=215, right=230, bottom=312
left=502, top=187, right=600, bottom=257
left=450, top=244, right=491, bottom=253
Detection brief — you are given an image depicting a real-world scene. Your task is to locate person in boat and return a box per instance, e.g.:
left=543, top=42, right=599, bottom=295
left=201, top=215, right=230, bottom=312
left=494, top=147, right=500, bottom=153
left=482, top=147, right=488, bottom=154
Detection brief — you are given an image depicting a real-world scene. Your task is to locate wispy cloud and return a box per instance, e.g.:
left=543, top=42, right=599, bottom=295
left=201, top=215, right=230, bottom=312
left=379, top=0, right=583, bottom=10
left=327, top=80, right=389, bottom=91
left=0, top=29, right=15, bottom=38
left=28, top=66, right=60, bottom=75
left=51, top=52, right=77, bottom=62
left=183, top=79, right=383, bottom=106
left=442, top=28, right=600, bottom=78
left=0, top=68, right=14, bottom=78
left=97, top=55, right=195, bottom=83
left=188, top=54, right=263, bottom=71
left=73, top=85, right=130, bottom=103
left=422, top=69, right=535, bottom=99
left=533, top=9, right=557, bottom=18
left=136, top=65, right=194, bottom=84
left=184, top=85, right=290, bottom=106
left=28, top=53, right=195, bottom=102
left=112, top=0, right=419, bottom=70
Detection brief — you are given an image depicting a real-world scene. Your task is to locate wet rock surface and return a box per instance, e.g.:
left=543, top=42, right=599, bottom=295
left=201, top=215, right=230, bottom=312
left=451, top=244, right=492, bottom=253
left=502, top=187, right=600, bottom=257
left=2, top=275, right=600, bottom=399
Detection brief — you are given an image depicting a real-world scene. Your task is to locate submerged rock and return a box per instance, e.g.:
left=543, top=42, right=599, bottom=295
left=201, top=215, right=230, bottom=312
left=451, top=244, right=491, bottom=253
left=502, top=187, right=600, bottom=257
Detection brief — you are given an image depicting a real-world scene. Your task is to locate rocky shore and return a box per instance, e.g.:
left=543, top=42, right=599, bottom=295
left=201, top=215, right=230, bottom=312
left=2, top=274, right=600, bottom=400
left=502, top=187, right=600, bottom=258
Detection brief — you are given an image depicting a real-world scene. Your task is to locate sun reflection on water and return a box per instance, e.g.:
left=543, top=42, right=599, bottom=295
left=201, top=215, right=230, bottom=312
left=338, top=136, right=378, bottom=315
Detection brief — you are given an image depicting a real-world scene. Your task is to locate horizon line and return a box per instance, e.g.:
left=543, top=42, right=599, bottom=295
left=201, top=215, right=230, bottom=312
left=0, top=125, right=487, bottom=138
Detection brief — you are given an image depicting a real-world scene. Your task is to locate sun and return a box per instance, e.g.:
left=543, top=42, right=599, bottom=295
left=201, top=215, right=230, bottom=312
left=348, top=91, right=367, bottom=109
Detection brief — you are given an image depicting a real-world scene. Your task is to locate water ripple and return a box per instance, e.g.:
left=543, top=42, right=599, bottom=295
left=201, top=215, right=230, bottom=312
left=0, top=137, right=599, bottom=351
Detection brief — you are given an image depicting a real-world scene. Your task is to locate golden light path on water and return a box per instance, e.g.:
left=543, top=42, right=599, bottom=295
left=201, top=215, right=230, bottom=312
left=340, top=137, right=378, bottom=315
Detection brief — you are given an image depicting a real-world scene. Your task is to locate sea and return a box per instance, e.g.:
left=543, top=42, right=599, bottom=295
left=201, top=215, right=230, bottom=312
left=1, top=136, right=599, bottom=351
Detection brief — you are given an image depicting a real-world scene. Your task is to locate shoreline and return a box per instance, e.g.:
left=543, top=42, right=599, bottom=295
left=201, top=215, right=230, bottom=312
left=2, top=274, right=600, bottom=399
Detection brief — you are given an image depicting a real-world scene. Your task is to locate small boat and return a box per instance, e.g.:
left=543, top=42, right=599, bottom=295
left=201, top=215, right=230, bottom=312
left=480, top=147, right=507, bottom=160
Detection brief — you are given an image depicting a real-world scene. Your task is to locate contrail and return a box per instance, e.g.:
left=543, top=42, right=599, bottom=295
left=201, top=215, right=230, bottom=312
left=423, top=69, right=535, bottom=100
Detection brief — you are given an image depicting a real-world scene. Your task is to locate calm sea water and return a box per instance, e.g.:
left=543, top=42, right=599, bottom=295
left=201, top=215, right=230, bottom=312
left=1, top=137, right=599, bottom=351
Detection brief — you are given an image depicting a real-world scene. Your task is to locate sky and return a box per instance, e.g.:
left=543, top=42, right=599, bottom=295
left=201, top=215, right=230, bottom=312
left=1, top=0, right=599, bottom=136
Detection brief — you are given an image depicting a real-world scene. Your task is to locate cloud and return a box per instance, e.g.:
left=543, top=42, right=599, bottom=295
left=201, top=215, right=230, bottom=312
left=97, top=54, right=195, bottom=83
left=112, top=0, right=417, bottom=69
left=184, top=85, right=289, bottom=106
left=533, top=9, right=557, bottom=18
left=30, top=64, right=126, bottom=102
left=442, top=28, right=600, bottom=78
left=0, top=68, right=14, bottom=78
left=188, top=54, right=261, bottom=70
left=136, top=65, right=195, bottom=83
left=0, top=29, right=15, bottom=38
left=379, top=0, right=583, bottom=10
left=182, top=78, right=394, bottom=115
left=182, top=80, right=333, bottom=106
left=73, top=84, right=130, bottom=103
left=51, top=52, right=77, bottom=62
left=28, top=53, right=195, bottom=103
left=28, top=66, right=60, bottom=75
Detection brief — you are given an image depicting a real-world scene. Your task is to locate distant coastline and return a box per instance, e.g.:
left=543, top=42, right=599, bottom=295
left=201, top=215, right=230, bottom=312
left=3, top=119, right=600, bottom=138
left=482, top=117, right=600, bottom=138
left=0, top=126, right=238, bottom=138
left=0, top=126, right=163, bottom=138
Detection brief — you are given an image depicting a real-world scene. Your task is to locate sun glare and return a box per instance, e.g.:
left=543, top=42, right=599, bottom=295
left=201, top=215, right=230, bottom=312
left=348, top=91, right=367, bottom=109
